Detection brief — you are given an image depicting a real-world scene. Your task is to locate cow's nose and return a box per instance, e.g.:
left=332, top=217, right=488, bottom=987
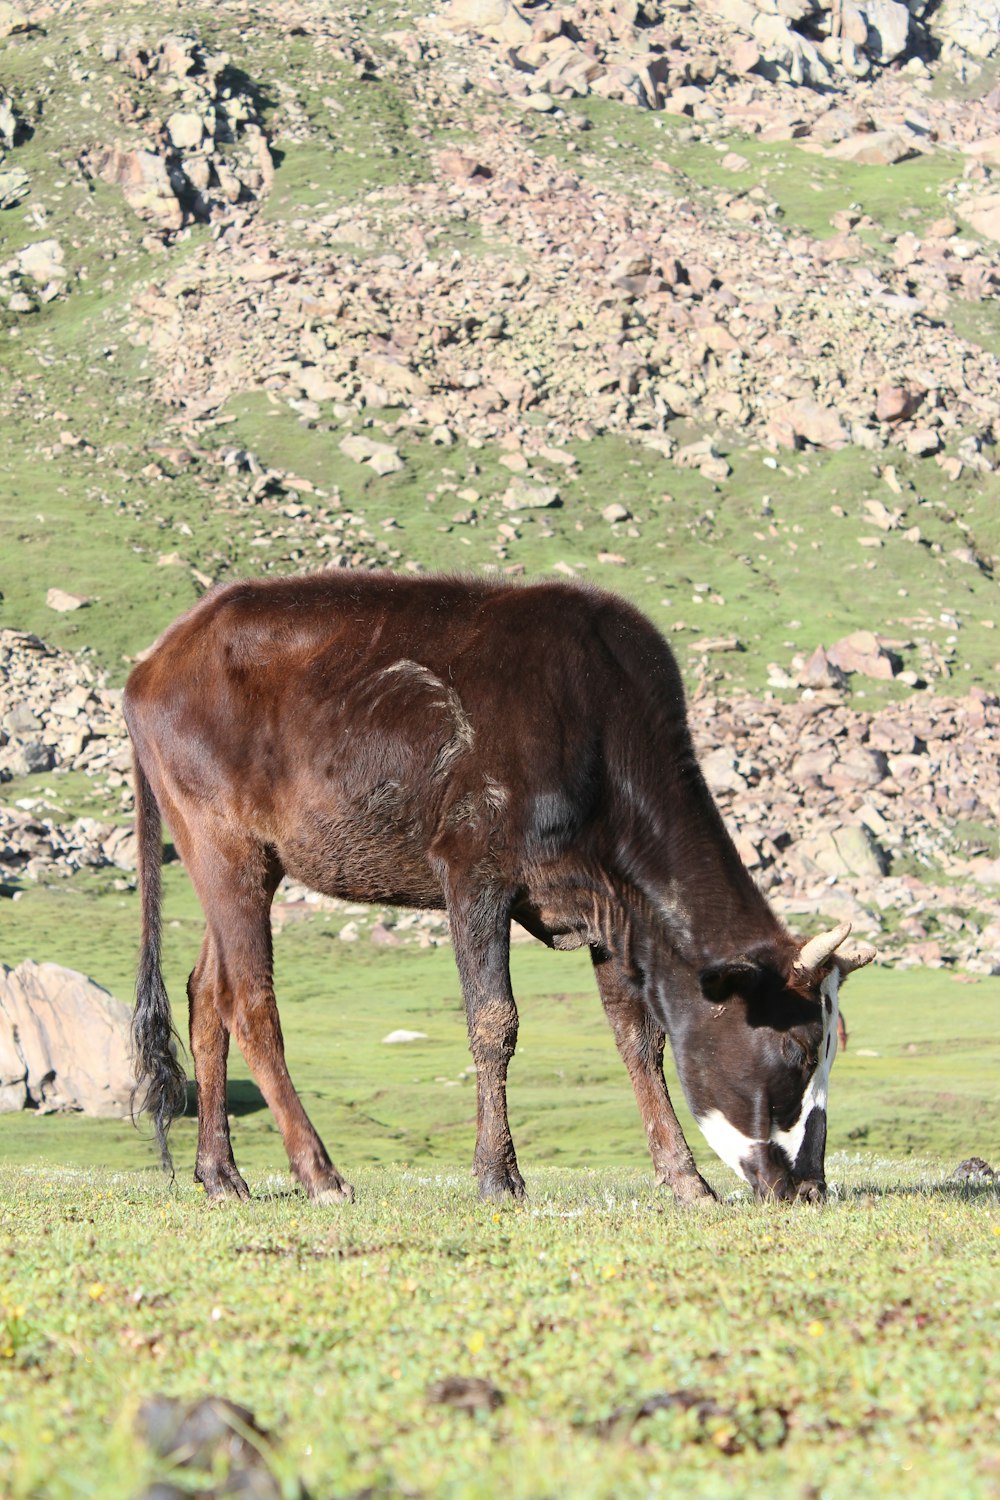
left=793, top=1178, right=826, bottom=1204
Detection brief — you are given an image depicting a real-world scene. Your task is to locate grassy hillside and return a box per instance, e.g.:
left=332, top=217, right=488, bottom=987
left=1, top=2, right=997, bottom=698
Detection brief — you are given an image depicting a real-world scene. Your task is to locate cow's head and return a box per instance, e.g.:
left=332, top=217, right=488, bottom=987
left=670, top=923, right=875, bottom=1201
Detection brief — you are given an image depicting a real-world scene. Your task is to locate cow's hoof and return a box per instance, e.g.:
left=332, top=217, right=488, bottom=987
left=664, top=1173, right=718, bottom=1206
left=477, top=1166, right=526, bottom=1202
left=309, top=1177, right=355, bottom=1205
left=197, top=1162, right=251, bottom=1202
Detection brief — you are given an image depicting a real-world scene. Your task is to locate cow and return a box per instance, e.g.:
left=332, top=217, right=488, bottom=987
left=123, top=571, right=875, bottom=1207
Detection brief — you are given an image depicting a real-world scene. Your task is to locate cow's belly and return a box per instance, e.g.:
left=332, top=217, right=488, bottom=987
left=275, top=808, right=444, bottom=909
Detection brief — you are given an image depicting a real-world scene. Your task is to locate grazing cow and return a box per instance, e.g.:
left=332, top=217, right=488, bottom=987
left=123, top=572, right=874, bottom=1206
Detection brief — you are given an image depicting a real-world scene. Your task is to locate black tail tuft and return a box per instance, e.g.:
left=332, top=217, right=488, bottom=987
left=130, top=752, right=187, bottom=1174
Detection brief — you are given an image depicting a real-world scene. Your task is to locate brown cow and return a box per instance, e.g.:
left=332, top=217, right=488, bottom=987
left=123, top=572, right=874, bottom=1205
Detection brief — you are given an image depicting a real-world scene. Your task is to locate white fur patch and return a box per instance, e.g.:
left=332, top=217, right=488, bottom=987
left=657, top=878, right=692, bottom=949
left=770, top=968, right=840, bottom=1166
left=695, top=1108, right=759, bottom=1185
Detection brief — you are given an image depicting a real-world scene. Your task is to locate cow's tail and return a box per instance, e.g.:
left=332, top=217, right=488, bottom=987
left=130, top=752, right=187, bottom=1174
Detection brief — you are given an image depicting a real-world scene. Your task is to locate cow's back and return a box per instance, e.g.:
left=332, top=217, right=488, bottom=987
left=123, top=572, right=694, bottom=903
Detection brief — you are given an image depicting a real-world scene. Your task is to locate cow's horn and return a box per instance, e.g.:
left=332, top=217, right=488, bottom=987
left=796, top=921, right=853, bottom=975
left=835, top=939, right=877, bottom=974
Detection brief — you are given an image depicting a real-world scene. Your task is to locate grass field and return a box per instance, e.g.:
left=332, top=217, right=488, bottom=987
left=0, top=1161, right=997, bottom=1500
left=2, top=5, right=999, bottom=1495
left=1, top=899, right=998, bottom=1499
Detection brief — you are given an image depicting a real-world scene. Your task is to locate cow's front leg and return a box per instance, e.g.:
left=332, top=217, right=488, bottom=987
left=592, top=948, right=716, bottom=1204
left=446, top=882, right=525, bottom=1201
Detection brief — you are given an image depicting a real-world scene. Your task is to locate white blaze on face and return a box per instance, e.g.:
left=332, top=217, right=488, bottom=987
left=695, top=1108, right=760, bottom=1186
left=769, top=966, right=840, bottom=1168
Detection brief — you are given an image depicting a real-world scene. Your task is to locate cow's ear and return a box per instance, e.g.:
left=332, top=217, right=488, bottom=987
left=699, top=959, right=761, bottom=1003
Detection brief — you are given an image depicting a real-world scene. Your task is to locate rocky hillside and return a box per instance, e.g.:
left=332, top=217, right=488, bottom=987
left=1, top=0, right=998, bottom=969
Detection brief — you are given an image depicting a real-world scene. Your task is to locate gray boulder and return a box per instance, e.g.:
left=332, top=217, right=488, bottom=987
left=0, top=960, right=137, bottom=1116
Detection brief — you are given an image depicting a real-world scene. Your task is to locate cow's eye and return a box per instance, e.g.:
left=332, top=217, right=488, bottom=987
left=780, top=1034, right=806, bottom=1070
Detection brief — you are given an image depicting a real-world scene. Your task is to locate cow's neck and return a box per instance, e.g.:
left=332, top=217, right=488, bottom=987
left=614, top=750, right=784, bottom=969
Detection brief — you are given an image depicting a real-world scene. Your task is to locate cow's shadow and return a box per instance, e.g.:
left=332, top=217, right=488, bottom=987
left=837, top=1180, right=998, bottom=1202
left=184, top=1080, right=267, bottom=1117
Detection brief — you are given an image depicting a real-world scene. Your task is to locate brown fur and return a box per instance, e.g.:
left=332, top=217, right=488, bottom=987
left=124, top=571, right=843, bottom=1204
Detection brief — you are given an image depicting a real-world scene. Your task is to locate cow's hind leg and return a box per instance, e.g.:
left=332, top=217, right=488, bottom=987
left=188, top=931, right=249, bottom=1201
left=592, top=949, right=716, bottom=1204
left=446, top=881, right=524, bottom=1201
left=190, top=829, right=353, bottom=1205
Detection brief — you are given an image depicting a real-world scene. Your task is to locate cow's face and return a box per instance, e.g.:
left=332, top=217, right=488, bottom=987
left=668, top=924, right=875, bottom=1201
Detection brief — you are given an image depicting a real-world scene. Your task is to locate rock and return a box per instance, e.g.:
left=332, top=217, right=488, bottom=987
left=519, top=92, right=557, bottom=113
left=165, top=110, right=205, bottom=150
left=767, top=398, right=849, bottom=450
left=437, top=149, right=491, bottom=181
left=0, top=740, right=53, bottom=776
left=904, top=428, right=941, bottom=456
left=840, top=0, right=871, bottom=46
left=831, top=746, right=890, bottom=789
left=0, top=961, right=137, bottom=1116
left=962, top=137, right=1000, bottom=169
left=799, top=646, right=848, bottom=690
left=136, top=1396, right=283, bottom=1500
left=709, top=0, right=758, bottom=32
left=95, top=146, right=184, bottom=231
left=444, top=0, right=511, bottom=29
left=963, top=193, right=1000, bottom=244
left=951, top=1157, right=995, bottom=1180
left=602, top=503, right=632, bottom=523
left=382, top=1029, right=429, bottom=1044
left=427, top=1376, right=504, bottom=1413
left=356, top=354, right=430, bottom=399
left=370, top=922, right=402, bottom=948
left=0, top=92, right=18, bottom=146
left=860, top=0, right=911, bottom=62
left=935, top=0, right=1000, bottom=58
left=674, top=438, right=731, bottom=477
left=0, top=167, right=30, bottom=209
left=17, top=240, right=66, bottom=284
left=700, top=749, right=747, bottom=795
left=501, top=478, right=561, bottom=510
left=45, top=588, right=89, bottom=613
left=827, top=630, right=902, bottom=679
left=876, top=384, right=923, bottom=423
left=795, top=825, right=889, bottom=879
left=368, top=446, right=406, bottom=477
left=0, top=3, right=32, bottom=39
left=101, top=825, right=138, bottom=870
left=827, top=131, right=918, bottom=166
left=338, top=434, right=403, bottom=473
left=730, top=38, right=761, bottom=73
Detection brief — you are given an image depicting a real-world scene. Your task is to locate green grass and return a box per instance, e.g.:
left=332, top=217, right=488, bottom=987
left=0, top=1161, right=996, bottom=1500
left=1, top=871, right=997, bottom=1176
left=1, top=884, right=998, bottom=1498
left=3, top=3, right=998, bottom=701
left=529, top=98, right=965, bottom=245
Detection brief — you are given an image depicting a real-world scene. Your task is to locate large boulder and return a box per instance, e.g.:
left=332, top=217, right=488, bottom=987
left=859, top=0, right=911, bottom=62
left=94, top=145, right=184, bottom=231
left=0, top=961, right=137, bottom=1116
left=935, top=0, right=1000, bottom=58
